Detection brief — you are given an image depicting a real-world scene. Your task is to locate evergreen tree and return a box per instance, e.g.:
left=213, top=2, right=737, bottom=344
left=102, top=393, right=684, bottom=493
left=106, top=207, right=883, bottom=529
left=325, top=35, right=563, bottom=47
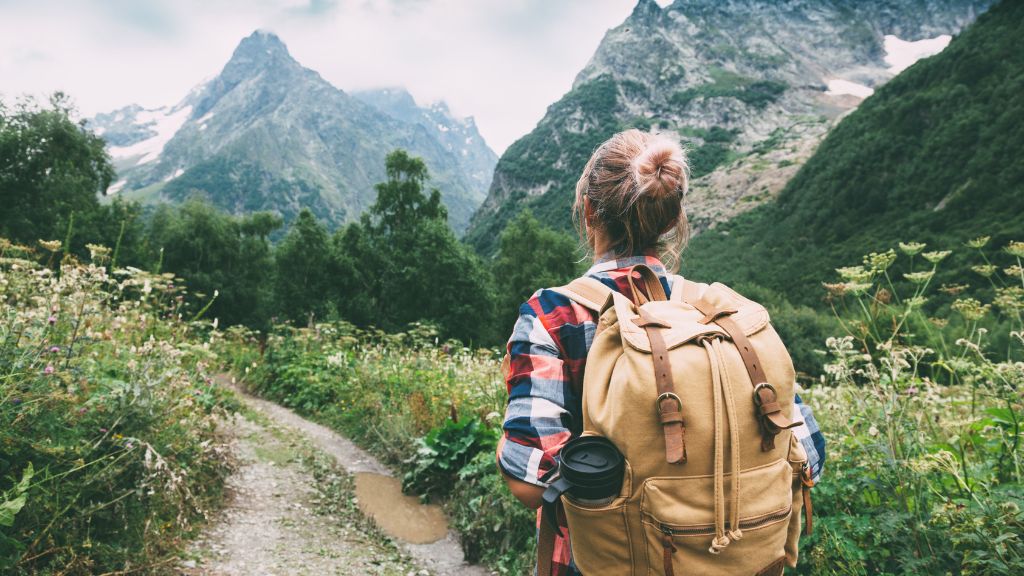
left=493, top=209, right=580, bottom=327
left=336, top=149, right=496, bottom=342
left=274, top=208, right=333, bottom=325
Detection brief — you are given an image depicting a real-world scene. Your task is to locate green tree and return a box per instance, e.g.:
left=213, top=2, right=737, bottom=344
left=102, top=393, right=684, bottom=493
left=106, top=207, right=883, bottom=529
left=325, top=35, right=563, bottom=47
left=149, top=200, right=280, bottom=327
left=275, top=208, right=333, bottom=325
left=338, top=150, right=496, bottom=342
left=0, top=93, right=113, bottom=244
left=493, top=209, right=580, bottom=326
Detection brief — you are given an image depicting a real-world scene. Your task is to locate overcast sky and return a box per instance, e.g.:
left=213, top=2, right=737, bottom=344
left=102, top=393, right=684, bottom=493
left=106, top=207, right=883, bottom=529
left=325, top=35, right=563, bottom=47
left=0, top=0, right=670, bottom=153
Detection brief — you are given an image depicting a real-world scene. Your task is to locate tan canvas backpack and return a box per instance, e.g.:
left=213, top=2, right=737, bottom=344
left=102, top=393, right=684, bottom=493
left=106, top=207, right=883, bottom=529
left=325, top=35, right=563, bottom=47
left=538, top=265, right=814, bottom=576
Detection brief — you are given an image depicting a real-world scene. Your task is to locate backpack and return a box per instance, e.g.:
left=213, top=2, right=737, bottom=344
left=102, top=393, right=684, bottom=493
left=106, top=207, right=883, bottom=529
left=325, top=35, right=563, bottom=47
left=538, top=265, right=814, bottom=576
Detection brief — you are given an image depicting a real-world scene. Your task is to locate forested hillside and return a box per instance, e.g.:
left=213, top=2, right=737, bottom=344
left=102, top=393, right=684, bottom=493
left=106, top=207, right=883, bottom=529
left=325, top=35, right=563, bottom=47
left=683, top=0, right=1024, bottom=304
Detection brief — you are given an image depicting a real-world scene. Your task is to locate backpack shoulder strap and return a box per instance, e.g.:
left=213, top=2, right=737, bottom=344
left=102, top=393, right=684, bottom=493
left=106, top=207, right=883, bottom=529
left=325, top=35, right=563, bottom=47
left=549, top=276, right=614, bottom=312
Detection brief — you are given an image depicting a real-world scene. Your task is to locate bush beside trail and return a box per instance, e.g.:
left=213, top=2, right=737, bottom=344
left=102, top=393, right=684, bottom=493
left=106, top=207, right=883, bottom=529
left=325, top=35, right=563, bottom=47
left=0, top=239, right=237, bottom=574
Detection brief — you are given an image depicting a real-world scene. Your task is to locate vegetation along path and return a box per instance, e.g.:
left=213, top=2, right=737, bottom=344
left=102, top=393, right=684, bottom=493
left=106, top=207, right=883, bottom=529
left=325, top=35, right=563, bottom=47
left=181, top=375, right=490, bottom=576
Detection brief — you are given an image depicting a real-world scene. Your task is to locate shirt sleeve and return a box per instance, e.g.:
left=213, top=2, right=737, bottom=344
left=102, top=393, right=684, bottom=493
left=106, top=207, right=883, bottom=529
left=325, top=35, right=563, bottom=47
left=496, top=295, right=575, bottom=487
left=792, top=394, right=826, bottom=483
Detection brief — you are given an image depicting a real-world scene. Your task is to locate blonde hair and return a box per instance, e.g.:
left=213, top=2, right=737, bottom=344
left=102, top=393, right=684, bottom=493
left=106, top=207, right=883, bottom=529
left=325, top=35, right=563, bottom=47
left=573, top=129, right=689, bottom=271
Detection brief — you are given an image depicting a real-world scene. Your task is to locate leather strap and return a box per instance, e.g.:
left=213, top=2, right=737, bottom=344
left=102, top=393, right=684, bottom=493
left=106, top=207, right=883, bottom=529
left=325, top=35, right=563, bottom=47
left=634, top=308, right=686, bottom=464
left=537, top=504, right=557, bottom=576
left=627, top=264, right=667, bottom=304
left=662, top=534, right=677, bottom=576
left=801, top=466, right=815, bottom=536
left=683, top=290, right=801, bottom=451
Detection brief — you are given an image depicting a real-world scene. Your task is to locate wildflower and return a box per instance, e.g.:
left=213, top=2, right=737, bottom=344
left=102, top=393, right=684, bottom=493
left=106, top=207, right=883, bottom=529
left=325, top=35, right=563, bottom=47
left=38, top=239, right=62, bottom=253
left=939, top=283, right=969, bottom=296
left=823, top=282, right=847, bottom=296
left=929, top=317, right=949, bottom=328
left=49, top=346, right=60, bottom=353
left=1005, top=265, right=1024, bottom=278
left=1005, top=241, right=1024, bottom=258
left=836, top=265, right=872, bottom=283
left=863, top=250, right=897, bottom=273
left=971, top=264, right=998, bottom=278
left=994, top=287, right=1024, bottom=313
left=844, top=282, right=873, bottom=296
left=922, top=250, right=951, bottom=264
left=905, top=296, right=927, bottom=309
left=44, top=364, right=54, bottom=375
left=965, top=236, right=991, bottom=249
left=899, top=242, right=926, bottom=256
left=99, top=428, right=108, bottom=433
left=79, top=407, right=87, bottom=414
left=48, top=315, right=57, bottom=325
left=903, top=271, right=934, bottom=284
left=11, top=398, right=21, bottom=405
left=85, top=243, right=111, bottom=262
left=952, top=298, right=990, bottom=321
left=868, top=425, right=879, bottom=436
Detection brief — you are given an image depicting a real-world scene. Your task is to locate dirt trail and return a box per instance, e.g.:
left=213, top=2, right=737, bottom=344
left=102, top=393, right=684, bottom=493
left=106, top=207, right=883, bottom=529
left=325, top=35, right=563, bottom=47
left=183, top=377, right=491, bottom=576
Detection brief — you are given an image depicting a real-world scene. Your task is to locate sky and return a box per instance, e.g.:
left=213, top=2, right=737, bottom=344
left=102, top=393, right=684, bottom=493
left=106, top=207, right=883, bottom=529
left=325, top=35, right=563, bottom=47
left=0, top=0, right=672, bottom=154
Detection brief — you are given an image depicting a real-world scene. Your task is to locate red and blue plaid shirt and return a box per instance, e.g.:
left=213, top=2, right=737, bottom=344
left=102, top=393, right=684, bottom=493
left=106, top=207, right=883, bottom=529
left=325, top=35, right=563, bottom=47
left=497, top=253, right=826, bottom=576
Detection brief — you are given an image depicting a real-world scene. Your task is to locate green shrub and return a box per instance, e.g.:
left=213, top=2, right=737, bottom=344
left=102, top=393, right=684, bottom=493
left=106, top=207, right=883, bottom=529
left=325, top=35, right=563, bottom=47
left=0, top=238, right=235, bottom=574
left=402, top=417, right=499, bottom=499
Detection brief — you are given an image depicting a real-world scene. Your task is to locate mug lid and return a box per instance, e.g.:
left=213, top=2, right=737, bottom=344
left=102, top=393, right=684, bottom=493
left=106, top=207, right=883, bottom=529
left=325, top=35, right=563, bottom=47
left=561, top=436, right=623, bottom=485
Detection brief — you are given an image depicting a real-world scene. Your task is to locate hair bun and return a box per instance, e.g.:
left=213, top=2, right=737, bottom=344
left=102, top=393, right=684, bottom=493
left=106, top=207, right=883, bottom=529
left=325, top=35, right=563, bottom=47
left=633, top=139, right=686, bottom=200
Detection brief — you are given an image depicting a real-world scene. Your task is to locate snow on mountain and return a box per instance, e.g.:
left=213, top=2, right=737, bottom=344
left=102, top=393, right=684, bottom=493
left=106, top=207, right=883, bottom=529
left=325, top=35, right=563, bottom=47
left=107, top=105, right=193, bottom=165
left=884, top=34, right=953, bottom=74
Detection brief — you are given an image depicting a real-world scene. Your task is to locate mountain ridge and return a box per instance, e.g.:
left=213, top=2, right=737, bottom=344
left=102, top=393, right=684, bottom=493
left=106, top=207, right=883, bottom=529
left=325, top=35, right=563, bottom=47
left=465, top=0, right=992, bottom=254
left=90, top=31, right=496, bottom=233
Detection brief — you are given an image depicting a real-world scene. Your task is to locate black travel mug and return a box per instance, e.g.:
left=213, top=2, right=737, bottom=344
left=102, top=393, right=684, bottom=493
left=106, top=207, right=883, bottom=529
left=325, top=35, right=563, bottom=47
left=541, top=436, right=624, bottom=529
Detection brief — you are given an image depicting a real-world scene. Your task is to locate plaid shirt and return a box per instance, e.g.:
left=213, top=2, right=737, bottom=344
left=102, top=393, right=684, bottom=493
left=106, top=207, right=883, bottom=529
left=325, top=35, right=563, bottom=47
left=497, top=253, right=827, bottom=576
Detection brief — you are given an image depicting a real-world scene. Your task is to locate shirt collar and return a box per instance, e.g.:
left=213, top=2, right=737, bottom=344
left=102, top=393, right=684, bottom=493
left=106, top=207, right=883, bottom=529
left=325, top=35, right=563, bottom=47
left=584, top=249, right=669, bottom=277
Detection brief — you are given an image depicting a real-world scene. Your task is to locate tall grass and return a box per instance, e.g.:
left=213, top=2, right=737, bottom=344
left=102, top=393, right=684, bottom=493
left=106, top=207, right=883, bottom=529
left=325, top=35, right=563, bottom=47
left=0, top=238, right=237, bottom=574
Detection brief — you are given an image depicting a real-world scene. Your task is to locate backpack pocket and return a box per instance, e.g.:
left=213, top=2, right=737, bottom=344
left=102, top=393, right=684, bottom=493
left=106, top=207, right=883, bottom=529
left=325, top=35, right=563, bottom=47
left=639, top=459, right=792, bottom=575
left=561, top=459, right=634, bottom=574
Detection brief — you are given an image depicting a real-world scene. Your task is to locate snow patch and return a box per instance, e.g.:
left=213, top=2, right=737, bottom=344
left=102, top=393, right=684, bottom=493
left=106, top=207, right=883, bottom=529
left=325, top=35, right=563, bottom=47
left=200, top=124, right=208, bottom=131
left=163, top=168, right=185, bottom=183
left=825, top=79, right=875, bottom=99
left=884, top=34, right=952, bottom=75
left=197, top=111, right=215, bottom=124
left=107, top=179, right=127, bottom=195
left=436, top=123, right=450, bottom=132
left=108, top=105, right=192, bottom=165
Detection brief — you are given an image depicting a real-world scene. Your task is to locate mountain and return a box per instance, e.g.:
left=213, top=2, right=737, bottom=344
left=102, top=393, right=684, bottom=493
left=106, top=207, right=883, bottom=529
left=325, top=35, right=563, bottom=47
left=682, top=0, right=1023, bottom=304
left=352, top=88, right=498, bottom=196
left=90, top=31, right=496, bottom=233
left=465, top=0, right=992, bottom=254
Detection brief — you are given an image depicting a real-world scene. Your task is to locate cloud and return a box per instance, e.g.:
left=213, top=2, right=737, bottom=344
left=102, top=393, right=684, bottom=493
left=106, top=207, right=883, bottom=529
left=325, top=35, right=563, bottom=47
left=0, top=0, right=640, bottom=153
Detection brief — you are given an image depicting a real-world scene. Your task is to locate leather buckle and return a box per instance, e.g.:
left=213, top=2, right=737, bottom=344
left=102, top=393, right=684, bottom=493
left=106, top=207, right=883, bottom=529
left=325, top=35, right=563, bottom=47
left=752, top=382, right=776, bottom=405
left=656, top=391, right=682, bottom=414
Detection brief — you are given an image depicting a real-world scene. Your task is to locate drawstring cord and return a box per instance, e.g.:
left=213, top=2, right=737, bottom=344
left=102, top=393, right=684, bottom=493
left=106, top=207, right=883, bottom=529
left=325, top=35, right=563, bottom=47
left=703, top=338, right=729, bottom=554
left=714, top=338, right=744, bottom=544
left=703, top=338, right=743, bottom=555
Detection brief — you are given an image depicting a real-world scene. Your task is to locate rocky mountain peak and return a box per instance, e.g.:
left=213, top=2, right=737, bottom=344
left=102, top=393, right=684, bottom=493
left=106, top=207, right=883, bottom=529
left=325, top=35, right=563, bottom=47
left=629, top=0, right=664, bottom=22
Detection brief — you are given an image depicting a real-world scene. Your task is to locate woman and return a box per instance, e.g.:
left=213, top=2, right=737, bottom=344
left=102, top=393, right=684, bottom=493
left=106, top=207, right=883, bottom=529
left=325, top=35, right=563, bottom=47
left=495, top=129, right=825, bottom=576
